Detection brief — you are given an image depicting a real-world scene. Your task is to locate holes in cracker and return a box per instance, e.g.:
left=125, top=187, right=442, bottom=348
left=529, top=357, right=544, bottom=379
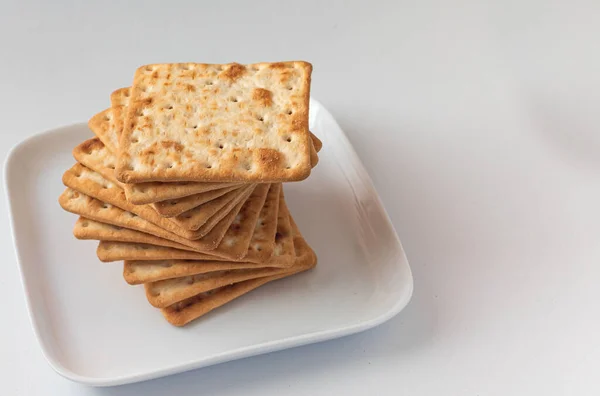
left=257, top=116, right=264, bottom=122
left=81, top=221, right=89, bottom=228
left=255, top=245, right=263, bottom=252
left=166, top=163, right=174, bottom=169
left=165, top=104, right=174, bottom=110
left=286, top=110, right=293, bottom=115
left=102, top=204, right=109, bottom=209
left=183, top=214, right=192, bottom=219
left=206, top=81, right=214, bottom=86
left=132, top=138, right=139, bottom=144
left=229, top=97, right=238, bottom=103
left=205, top=164, right=213, bottom=169
left=287, top=86, right=293, bottom=91
left=284, top=136, right=292, bottom=143
left=109, top=164, right=116, bottom=170
left=217, top=143, right=224, bottom=149
left=169, top=201, right=178, bottom=206
left=144, top=65, right=155, bottom=72
left=102, top=184, right=109, bottom=189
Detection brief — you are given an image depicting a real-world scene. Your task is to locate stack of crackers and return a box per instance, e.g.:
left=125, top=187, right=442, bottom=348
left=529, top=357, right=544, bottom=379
left=58, top=62, right=319, bottom=326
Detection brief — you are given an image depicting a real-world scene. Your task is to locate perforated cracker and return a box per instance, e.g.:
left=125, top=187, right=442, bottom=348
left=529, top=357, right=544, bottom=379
left=126, top=180, right=243, bottom=205
left=123, top=259, right=277, bottom=285
left=73, top=217, right=198, bottom=252
left=107, top=86, right=320, bottom=204
left=62, top=179, right=254, bottom=256
left=73, top=137, right=245, bottom=212
left=166, top=184, right=258, bottom=231
left=257, top=189, right=295, bottom=267
left=178, top=185, right=254, bottom=251
left=146, top=266, right=300, bottom=308
left=88, top=108, right=120, bottom=153
left=206, top=183, right=278, bottom=261
left=91, top=187, right=253, bottom=261
left=152, top=184, right=240, bottom=217
left=110, top=87, right=323, bottom=156
left=86, top=188, right=293, bottom=265
left=97, top=242, right=225, bottom=262
left=62, top=164, right=242, bottom=241
left=59, top=187, right=246, bottom=253
left=110, top=87, right=131, bottom=106
left=72, top=138, right=124, bottom=186
left=116, top=62, right=313, bottom=184
left=160, top=226, right=317, bottom=326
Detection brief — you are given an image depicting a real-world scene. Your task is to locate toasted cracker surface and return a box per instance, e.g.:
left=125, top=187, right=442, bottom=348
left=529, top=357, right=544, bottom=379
left=160, top=225, right=316, bottom=326
left=123, top=259, right=279, bottom=285
left=116, top=62, right=313, bottom=183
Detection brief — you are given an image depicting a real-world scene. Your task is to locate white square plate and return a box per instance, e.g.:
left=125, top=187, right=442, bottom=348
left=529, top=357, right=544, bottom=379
left=4, top=99, right=413, bottom=386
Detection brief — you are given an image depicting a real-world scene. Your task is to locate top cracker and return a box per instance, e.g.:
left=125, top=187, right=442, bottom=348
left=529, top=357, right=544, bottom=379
left=116, top=61, right=313, bottom=183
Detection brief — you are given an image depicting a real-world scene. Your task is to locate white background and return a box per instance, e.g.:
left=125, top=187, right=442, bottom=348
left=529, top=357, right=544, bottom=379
left=1, top=1, right=599, bottom=395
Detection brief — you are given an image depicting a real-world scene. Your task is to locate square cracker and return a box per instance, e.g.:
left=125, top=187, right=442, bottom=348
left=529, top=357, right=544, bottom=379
left=166, top=184, right=262, bottom=232
left=86, top=184, right=255, bottom=259
left=151, top=184, right=240, bottom=218
left=73, top=137, right=244, bottom=209
left=256, top=188, right=295, bottom=267
left=60, top=186, right=251, bottom=254
left=61, top=164, right=250, bottom=243
left=96, top=86, right=321, bottom=204
left=74, top=217, right=202, bottom=253
left=97, top=241, right=224, bottom=263
left=86, top=117, right=243, bottom=204
left=85, top=186, right=292, bottom=265
left=160, top=223, right=317, bottom=326
left=110, top=86, right=323, bottom=155
left=145, top=265, right=300, bottom=308
left=207, top=183, right=279, bottom=261
left=88, top=109, right=119, bottom=153
left=116, top=62, right=313, bottom=183
left=123, top=259, right=282, bottom=285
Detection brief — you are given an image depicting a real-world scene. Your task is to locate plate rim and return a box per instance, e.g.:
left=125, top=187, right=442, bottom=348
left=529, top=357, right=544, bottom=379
left=3, top=98, right=413, bottom=387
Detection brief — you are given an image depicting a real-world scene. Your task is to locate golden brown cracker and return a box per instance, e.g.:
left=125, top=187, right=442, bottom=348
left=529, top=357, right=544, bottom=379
left=116, top=62, right=313, bottom=183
